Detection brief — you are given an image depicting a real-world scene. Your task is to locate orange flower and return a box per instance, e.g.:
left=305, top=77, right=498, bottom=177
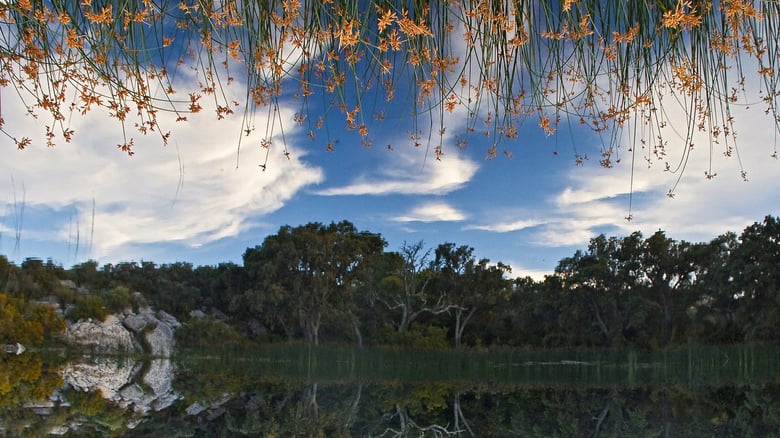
left=378, top=9, right=396, bottom=33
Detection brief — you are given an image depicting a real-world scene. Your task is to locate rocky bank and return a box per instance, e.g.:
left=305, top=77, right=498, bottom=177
left=65, top=307, right=181, bottom=357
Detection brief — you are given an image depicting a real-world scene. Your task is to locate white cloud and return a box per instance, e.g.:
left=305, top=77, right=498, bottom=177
left=462, top=88, right=779, bottom=255
left=1, top=81, right=323, bottom=262
left=466, top=218, right=542, bottom=233
left=391, top=201, right=467, bottom=223
left=532, top=95, right=780, bottom=248
left=502, top=261, right=553, bottom=282
left=317, top=145, right=479, bottom=196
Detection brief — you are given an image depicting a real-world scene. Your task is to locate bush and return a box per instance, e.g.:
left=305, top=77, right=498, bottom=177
left=0, top=292, right=65, bottom=346
left=65, top=295, right=108, bottom=322
left=101, top=286, right=135, bottom=313
left=175, top=316, right=245, bottom=347
left=381, top=326, right=449, bottom=350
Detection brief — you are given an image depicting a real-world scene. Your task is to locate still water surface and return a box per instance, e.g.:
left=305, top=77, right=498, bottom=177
left=2, top=345, right=779, bottom=436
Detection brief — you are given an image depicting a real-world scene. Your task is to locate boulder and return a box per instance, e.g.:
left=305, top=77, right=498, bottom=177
left=145, top=323, right=175, bottom=358
left=122, top=314, right=148, bottom=334
left=66, top=305, right=180, bottom=357
left=63, top=357, right=140, bottom=399
left=2, top=343, right=25, bottom=355
left=62, top=356, right=180, bottom=423
left=66, top=315, right=137, bottom=354
left=156, top=310, right=181, bottom=329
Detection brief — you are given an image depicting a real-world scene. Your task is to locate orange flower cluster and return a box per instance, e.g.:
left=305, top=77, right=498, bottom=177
left=0, top=0, right=776, bottom=184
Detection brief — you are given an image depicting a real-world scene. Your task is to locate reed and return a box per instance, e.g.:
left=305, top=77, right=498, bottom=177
left=1, top=1, right=777, bottom=190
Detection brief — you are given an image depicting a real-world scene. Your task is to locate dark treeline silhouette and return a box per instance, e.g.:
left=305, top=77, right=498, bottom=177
left=2, top=216, right=779, bottom=350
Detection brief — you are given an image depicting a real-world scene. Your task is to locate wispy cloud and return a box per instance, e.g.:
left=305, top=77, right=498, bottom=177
left=460, top=93, right=779, bottom=256
left=391, top=201, right=467, bottom=223
left=532, top=96, right=780, bottom=248
left=317, top=146, right=478, bottom=196
left=466, top=218, right=543, bottom=232
left=1, top=83, right=323, bottom=262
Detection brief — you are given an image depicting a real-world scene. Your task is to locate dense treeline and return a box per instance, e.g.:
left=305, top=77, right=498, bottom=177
left=1, top=216, right=779, bottom=350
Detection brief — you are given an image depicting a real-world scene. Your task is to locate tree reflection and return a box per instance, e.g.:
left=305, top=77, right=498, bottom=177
left=3, top=346, right=780, bottom=436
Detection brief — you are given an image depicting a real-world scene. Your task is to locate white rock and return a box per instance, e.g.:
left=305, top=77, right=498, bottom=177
left=66, top=315, right=137, bottom=354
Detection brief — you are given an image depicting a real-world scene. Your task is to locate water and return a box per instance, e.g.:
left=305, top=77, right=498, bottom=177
left=2, top=345, right=779, bottom=436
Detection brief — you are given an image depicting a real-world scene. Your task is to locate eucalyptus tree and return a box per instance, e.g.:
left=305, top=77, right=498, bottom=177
left=686, top=231, right=742, bottom=343
left=556, top=235, right=624, bottom=348
left=241, top=220, right=384, bottom=345
left=373, top=241, right=461, bottom=334
left=433, top=242, right=510, bottom=348
left=729, top=216, right=780, bottom=341
left=637, top=231, right=700, bottom=346
left=192, top=261, right=247, bottom=313
left=554, top=232, right=663, bottom=348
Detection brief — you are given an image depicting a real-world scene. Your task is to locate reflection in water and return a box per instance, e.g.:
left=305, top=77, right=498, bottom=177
left=63, top=357, right=179, bottom=422
left=1, top=345, right=779, bottom=436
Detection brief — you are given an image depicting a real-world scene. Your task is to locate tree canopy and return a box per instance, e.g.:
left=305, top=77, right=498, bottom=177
left=1, top=0, right=778, bottom=189
left=3, top=217, right=780, bottom=350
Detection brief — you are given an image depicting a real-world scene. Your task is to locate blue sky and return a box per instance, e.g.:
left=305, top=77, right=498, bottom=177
left=2, top=53, right=779, bottom=279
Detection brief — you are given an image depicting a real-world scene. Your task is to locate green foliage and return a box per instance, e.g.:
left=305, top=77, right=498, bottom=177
left=62, top=388, right=129, bottom=433
left=381, top=325, right=449, bottom=350
left=730, top=216, right=780, bottom=342
left=0, top=353, right=64, bottom=412
left=101, top=285, right=136, bottom=313
left=242, top=220, right=386, bottom=345
left=0, top=292, right=65, bottom=346
left=66, top=294, right=109, bottom=322
left=2, top=215, right=780, bottom=351
left=176, top=316, right=245, bottom=348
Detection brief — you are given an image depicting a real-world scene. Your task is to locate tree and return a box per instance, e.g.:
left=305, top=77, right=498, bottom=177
left=687, top=232, right=743, bottom=343
left=242, top=221, right=384, bottom=345
left=638, top=231, right=698, bottom=346
left=432, top=243, right=509, bottom=348
left=555, top=233, right=663, bottom=348
left=3, top=1, right=777, bottom=189
left=374, top=241, right=459, bottom=335
left=193, top=262, right=247, bottom=314
left=729, top=216, right=780, bottom=341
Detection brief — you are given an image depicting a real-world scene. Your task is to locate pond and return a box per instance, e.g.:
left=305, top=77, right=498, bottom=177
left=1, top=344, right=779, bottom=436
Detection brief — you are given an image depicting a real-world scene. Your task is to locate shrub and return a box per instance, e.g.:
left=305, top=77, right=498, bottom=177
left=65, top=295, right=108, bottom=322
left=175, top=316, right=245, bottom=347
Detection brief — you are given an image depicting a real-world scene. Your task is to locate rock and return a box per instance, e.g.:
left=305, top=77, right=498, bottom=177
left=59, top=279, right=89, bottom=294
left=189, top=309, right=206, bottom=319
left=49, top=426, right=70, bottom=435
left=66, top=305, right=180, bottom=357
left=63, top=357, right=140, bottom=399
left=206, top=406, right=226, bottom=421
left=143, top=359, right=178, bottom=411
left=32, top=406, right=53, bottom=415
left=156, top=310, right=181, bottom=329
left=2, top=343, right=25, bottom=355
left=59, top=279, right=77, bottom=290
left=122, top=314, right=148, bottom=334
left=61, top=356, right=180, bottom=428
left=145, top=321, right=175, bottom=357
left=186, top=402, right=208, bottom=416
left=119, top=383, right=145, bottom=402
left=66, top=315, right=137, bottom=354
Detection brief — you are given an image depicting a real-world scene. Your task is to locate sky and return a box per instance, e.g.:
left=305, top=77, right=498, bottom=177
left=2, top=49, right=779, bottom=280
